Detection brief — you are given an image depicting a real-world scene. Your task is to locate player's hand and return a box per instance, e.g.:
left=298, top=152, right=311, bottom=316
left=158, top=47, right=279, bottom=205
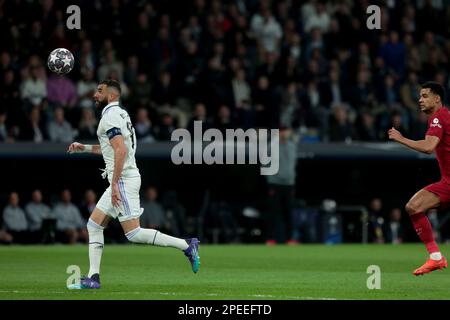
left=111, top=182, right=122, bottom=208
left=388, top=127, right=403, bottom=142
left=67, top=142, right=85, bottom=154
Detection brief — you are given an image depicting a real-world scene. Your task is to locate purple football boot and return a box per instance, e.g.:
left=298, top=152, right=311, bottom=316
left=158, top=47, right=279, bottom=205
left=183, top=238, right=200, bottom=273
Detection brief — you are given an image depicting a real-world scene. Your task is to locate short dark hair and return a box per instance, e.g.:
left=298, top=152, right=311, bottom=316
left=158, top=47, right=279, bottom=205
left=421, top=81, right=446, bottom=103
left=99, top=79, right=122, bottom=95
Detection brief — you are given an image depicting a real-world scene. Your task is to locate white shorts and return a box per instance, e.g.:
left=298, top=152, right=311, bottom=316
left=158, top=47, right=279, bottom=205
left=96, top=176, right=143, bottom=222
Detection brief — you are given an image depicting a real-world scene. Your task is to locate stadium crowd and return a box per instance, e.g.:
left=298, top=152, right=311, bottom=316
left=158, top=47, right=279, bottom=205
left=1, top=186, right=434, bottom=245
left=0, top=186, right=187, bottom=244
left=1, top=0, right=450, bottom=245
left=0, top=0, right=449, bottom=144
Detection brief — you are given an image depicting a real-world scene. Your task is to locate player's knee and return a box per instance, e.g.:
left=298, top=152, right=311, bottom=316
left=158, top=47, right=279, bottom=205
left=125, top=227, right=142, bottom=243
left=405, top=201, right=420, bottom=216
left=87, top=218, right=104, bottom=233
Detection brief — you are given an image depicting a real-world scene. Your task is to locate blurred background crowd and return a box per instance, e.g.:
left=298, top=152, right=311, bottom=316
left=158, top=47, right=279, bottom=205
left=1, top=0, right=450, bottom=245
left=4, top=186, right=438, bottom=245
left=1, top=0, right=450, bottom=145
left=0, top=186, right=189, bottom=244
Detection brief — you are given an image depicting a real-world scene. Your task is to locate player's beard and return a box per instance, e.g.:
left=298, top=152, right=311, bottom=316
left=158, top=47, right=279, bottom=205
left=95, top=98, right=108, bottom=110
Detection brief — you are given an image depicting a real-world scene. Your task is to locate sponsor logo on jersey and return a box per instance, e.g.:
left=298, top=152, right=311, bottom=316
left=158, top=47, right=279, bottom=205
left=430, top=118, right=442, bottom=128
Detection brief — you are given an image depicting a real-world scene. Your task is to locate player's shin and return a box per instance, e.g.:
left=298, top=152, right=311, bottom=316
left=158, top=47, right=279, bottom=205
left=410, top=213, right=441, bottom=259
left=87, top=219, right=105, bottom=277
left=125, top=227, right=189, bottom=250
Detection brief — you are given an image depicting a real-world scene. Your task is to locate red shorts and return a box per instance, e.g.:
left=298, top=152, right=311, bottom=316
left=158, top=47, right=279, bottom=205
left=424, top=180, right=450, bottom=206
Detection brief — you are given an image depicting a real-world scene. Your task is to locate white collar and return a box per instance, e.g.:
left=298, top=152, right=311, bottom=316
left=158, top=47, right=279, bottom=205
left=101, top=101, right=120, bottom=117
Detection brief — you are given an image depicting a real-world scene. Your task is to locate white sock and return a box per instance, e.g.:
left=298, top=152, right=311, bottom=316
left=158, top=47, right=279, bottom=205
left=430, top=252, right=442, bottom=261
left=125, top=227, right=188, bottom=250
left=87, top=219, right=104, bottom=277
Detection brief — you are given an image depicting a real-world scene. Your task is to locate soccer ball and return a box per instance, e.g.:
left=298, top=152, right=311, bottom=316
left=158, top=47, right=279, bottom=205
left=47, top=48, right=74, bottom=75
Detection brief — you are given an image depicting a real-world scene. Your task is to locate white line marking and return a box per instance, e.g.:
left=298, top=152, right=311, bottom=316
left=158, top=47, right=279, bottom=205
left=0, top=290, right=336, bottom=300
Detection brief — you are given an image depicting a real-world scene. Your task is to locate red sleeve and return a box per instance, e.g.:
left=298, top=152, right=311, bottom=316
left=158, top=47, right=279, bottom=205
left=426, top=115, right=444, bottom=139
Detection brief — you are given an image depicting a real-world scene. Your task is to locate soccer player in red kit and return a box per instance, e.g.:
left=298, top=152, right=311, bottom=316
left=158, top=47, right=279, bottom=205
left=389, top=82, right=448, bottom=276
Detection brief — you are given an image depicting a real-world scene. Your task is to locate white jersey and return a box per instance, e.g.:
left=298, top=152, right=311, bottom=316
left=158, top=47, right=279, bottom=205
left=97, top=101, right=140, bottom=180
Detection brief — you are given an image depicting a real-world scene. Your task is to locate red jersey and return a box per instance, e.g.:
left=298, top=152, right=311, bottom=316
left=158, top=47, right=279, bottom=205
left=426, top=106, right=450, bottom=183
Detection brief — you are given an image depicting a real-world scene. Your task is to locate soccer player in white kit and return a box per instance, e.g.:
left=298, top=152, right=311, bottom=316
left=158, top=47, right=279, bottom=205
left=67, top=79, right=200, bottom=289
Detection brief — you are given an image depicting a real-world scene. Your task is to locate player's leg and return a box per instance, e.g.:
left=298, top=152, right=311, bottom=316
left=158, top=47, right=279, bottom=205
left=405, top=188, right=447, bottom=275
left=120, top=218, right=200, bottom=273
left=406, top=189, right=441, bottom=256
left=87, top=208, right=111, bottom=278
left=121, top=218, right=189, bottom=249
left=118, top=176, right=200, bottom=272
left=76, top=186, right=116, bottom=289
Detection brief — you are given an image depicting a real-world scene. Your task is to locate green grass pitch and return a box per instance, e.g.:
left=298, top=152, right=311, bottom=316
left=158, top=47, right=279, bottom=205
left=0, top=244, right=449, bottom=300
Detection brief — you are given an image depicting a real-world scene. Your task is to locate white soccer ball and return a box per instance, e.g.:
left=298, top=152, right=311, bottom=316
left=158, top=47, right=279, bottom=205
left=47, top=48, right=74, bottom=75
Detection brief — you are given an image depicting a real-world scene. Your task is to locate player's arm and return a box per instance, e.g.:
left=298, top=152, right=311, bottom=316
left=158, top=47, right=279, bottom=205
left=109, top=133, right=127, bottom=207
left=67, top=142, right=102, bottom=155
left=388, top=127, right=440, bottom=154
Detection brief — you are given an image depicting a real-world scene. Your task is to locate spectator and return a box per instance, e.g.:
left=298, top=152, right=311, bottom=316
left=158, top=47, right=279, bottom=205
left=252, top=75, right=277, bottom=128
left=410, top=111, right=428, bottom=140
left=187, top=103, right=210, bottom=134
left=389, top=111, right=410, bottom=140
left=303, top=1, right=331, bottom=34
left=355, top=112, right=379, bottom=142
left=215, top=104, right=234, bottom=134
left=25, top=189, right=51, bottom=243
left=19, top=106, right=46, bottom=142
left=76, top=68, right=97, bottom=110
left=400, top=71, right=421, bottom=117
left=80, top=189, right=97, bottom=220
left=46, top=74, right=77, bottom=109
left=76, top=39, right=96, bottom=74
left=378, top=74, right=400, bottom=107
left=134, top=107, right=156, bottom=143
left=265, top=126, right=298, bottom=245
left=328, top=104, right=354, bottom=143
left=0, top=69, right=22, bottom=130
left=47, top=107, right=75, bottom=143
left=52, top=189, right=87, bottom=244
left=130, top=73, right=152, bottom=107
left=124, top=55, right=140, bottom=86
left=255, top=51, right=281, bottom=84
left=280, top=82, right=301, bottom=129
left=251, top=6, right=283, bottom=54
left=140, top=186, right=166, bottom=231
left=282, top=33, right=302, bottom=63
left=161, top=190, right=187, bottom=238
left=302, top=80, right=328, bottom=134
left=231, top=69, right=251, bottom=110
left=304, top=27, right=325, bottom=62
left=149, top=27, right=176, bottom=74
left=151, top=70, right=177, bottom=106
left=77, top=108, right=98, bottom=141
left=2, top=192, right=28, bottom=243
left=349, top=70, right=374, bottom=109
left=20, top=65, right=47, bottom=109
left=379, top=31, right=406, bottom=76
left=368, top=198, right=386, bottom=243
left=319, top=69, right=344, bottom=109
left=97, top=49, right=124, bottom=82
left=26, top=21, right=46, bottom=58
left=385, top=207, right=404, bottom=244
left=155, top=113, right=176, bottom=141
left=278, top=55, right=301, bottom=86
